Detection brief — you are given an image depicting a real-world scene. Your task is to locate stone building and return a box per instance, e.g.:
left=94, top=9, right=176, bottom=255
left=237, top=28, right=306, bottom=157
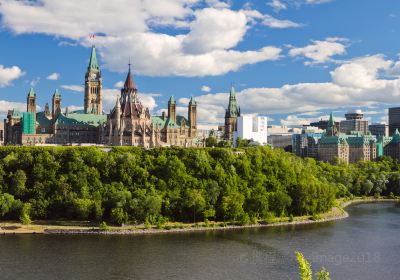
left=384, top=129, right=400, bottom=159
left=104, top=66, right=197, bottom=147
left=224, top=86, right=240, bottom=142
left=317, top=113, right=377, bottom=164
left=4, top=46, right=106, bottom=146
left=4, top=46, right=196, bottom=147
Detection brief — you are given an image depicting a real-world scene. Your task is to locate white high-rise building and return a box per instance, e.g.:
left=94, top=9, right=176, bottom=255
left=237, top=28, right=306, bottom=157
left=233, top=114, right=268, bottom=147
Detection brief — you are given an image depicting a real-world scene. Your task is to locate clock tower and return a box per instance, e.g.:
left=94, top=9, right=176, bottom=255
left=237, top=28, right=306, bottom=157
left=84, top=45, right=102, bottom=114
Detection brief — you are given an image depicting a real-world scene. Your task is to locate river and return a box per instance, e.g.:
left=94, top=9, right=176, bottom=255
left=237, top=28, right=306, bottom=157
left=0, top=202, right=399, bottom=280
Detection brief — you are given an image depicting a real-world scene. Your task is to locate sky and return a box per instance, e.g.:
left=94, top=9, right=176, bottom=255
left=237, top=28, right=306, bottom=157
left=1, top=0, right=400, bottom=127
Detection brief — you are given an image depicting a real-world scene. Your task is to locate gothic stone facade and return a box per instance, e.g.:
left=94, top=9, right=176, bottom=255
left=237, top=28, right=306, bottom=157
left=104, top=68, right=197, bottom=147
left=224, top=86, right=240, bottom=142
left=4, top=46, right=197, bottom=147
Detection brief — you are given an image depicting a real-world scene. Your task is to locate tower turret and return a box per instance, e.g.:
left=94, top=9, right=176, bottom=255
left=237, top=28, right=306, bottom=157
left=52, top=89, right=62, bottom=119
left=188, top=96, right=197, bottom=137
left=168, top=96, right=176, bottom=123
left=224, top=85, right=240, bottom=141
left=84, top=45, right=102, bottom=114
left=27, top=87, right=36, bottom=114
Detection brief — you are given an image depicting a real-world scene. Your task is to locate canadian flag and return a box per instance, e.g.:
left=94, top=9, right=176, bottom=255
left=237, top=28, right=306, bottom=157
left=89, top=34, right=95, bottom=39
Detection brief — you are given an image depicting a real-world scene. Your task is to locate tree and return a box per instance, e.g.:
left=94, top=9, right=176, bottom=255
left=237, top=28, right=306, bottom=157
left=296, top=252, right=313, bottom=280
left=296, top=252, right=332, bottom=280
left=10, top=169, right=27, bottom=197
left=110, top=207, right=128, bottom=226
left=221, top=191, right=245, bottom=222
left=205, top=137, right=218, bottom=147
left=184, top=189, right=206, bottom=223
left=0, top=193, right=15, bottom=217
left=19, top=203, right=32, bottom=225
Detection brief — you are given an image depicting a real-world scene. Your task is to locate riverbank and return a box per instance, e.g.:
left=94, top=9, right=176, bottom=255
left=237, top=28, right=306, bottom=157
left=0, top=197, right=397, bottom=235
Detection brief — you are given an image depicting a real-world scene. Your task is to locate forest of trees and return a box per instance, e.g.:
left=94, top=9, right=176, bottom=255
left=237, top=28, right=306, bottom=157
left=0, top=146, right=398, bottom=226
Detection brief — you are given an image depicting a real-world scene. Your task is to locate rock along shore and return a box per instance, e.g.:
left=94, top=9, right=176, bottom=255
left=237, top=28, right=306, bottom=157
left=42, top=198, right=397, bottom=236
left=0, top=198, right=396, bottom=236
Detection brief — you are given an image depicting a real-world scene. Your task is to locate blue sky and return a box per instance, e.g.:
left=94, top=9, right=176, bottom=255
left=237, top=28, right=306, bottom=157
left=1, top=0, right=400, bottom=126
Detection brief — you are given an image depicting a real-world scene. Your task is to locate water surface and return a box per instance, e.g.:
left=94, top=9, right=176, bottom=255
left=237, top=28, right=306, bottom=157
left=0, top=203, right=399, bottom=280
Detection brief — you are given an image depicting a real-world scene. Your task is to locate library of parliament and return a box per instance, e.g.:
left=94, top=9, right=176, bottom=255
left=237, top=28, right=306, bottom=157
left=3, top=46, right=198, bottom=147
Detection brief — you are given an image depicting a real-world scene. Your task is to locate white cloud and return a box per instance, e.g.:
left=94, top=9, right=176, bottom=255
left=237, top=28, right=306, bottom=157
left=63, top=105, right=84, bottom=112
left=331, top=54, right=392, bottom=89
left=243, top=9, right=302, bottom=29
left=183, top=8, right=247, bottom=54
left=60, top=85, right=84, bottom=92
left=262, top=15, right=302, bottom=28
left=185, top=54, right=400, bottom=124
left=30, top=77, right=40, bottom=87
left=114, top=81, right=125, bottom=88
left=46, top=72, right=60, bottom=80
left=0, top=65, right=24, bottom=87
left=0, top=1, right=282, bottom=77
left=201, top=85, right=211, bottom=92
left=268, top=0, right=287, bottom=12
left=280, top=114, right=344, bottom=126
left=289, top=37, right=348, bottom=65
left=0, top=100, right=26, bottom=115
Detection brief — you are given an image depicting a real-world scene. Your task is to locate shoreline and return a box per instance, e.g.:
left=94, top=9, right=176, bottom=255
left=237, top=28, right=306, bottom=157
left=0, top=198, right=397, bottom=236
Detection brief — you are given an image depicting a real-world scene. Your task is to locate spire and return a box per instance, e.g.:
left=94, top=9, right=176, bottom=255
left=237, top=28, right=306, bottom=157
left=230, top=85, right=236, bottom=97
left=28, top=87, right=36, bottom=97
left=124, top=65, right=135, bottom=90
left=169, top=96, right=176, bottom=104
left=227, top=85, right=239, bottom=117
left=328, top=112, right=335, bottom=127
left=88, top=45, right=99, bottom=71
left=53, top=89, right=61, bottom=98
left=115, top=96, right=121, bottom=109
left=189, top=96, right=197, bottom=105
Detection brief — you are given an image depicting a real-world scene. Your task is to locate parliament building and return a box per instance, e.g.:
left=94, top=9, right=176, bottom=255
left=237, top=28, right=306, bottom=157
left=4, top=46, right=197, bottom=147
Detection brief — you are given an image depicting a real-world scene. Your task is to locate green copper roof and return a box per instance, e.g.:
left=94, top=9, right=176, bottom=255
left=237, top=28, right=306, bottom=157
left=151, top=115, right=189, bottom=129
left=28, top=87, right=36, bottom=97
left=190, top=96, right=197, bottom=105
left=391, top=129, right=400, bottom=144
left=11, top=109, right=22, bottom=118
left=169, top=96, right=176, bottom=104
left=54, top=113, right=107, bottom=127
left=22, top=112, right=35, bottom=135
left=227, top=86, right=239, bottom=117
left=328, top=112, right=334, bottom=127
left=36, top=112, right=53, bottom=128
left=88, top=46, right=99, bottom=71
left=53, top=89, right=61, bottom=97
left=320, top=133, right=376, bottom=146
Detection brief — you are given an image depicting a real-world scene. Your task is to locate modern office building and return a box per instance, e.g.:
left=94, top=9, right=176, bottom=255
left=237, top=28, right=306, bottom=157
left=339, top=110, right=368, bottom=135
left=292, top=127, right=323, bottom=158
left=233, top=114, right=268, bottom=147
left=389, top=107, right=400, bottom=136
left=369, top=123, right=389, bottom=137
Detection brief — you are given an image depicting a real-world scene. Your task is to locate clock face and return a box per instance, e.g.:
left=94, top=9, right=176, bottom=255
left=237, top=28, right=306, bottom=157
left=91, top=73, right=97, bottom=80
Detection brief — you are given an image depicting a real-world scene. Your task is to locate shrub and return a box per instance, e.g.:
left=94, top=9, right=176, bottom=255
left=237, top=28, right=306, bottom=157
left=310, top=214, right=321, bottom=221
left=19, top=203, right=31, bottom=225
left=110, top=208, right=128, bottom=226
left=99, top=221, right=109, bottom=231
